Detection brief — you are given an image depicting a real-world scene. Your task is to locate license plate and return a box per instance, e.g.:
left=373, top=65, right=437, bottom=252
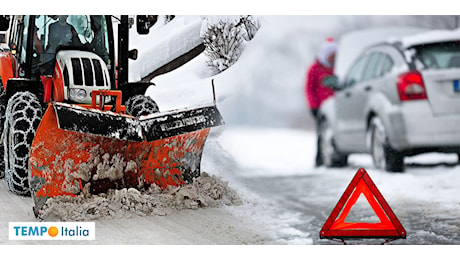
left=454, top=80, right=460, bottom=92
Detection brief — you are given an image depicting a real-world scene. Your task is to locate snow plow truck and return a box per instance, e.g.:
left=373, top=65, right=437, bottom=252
left=0, top=15, right=224, bottom=218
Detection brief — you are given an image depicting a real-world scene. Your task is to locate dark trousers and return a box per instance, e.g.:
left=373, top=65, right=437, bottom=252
left=311, top=109, right=322, bottom=167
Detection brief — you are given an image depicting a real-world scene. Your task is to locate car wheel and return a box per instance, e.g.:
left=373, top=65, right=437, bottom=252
left=318, top=119, right=347, bottom=167
left=369, top=117, right=404, bottom=172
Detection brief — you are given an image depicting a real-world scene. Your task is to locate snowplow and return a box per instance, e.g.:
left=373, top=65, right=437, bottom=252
left=0, top=15, right=224, bottom=218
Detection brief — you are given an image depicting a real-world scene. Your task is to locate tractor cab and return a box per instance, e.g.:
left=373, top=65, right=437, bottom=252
left=9, top=15, right=113, bottom=81
left=32, top=15, right=111, bottom=77
left=6, top=15, right=115, bottom=103
left=1, top=15, right=148, bottom=104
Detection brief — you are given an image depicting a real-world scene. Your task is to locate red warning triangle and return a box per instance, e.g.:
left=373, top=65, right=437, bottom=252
left=320, top=168, right=406, bottom=239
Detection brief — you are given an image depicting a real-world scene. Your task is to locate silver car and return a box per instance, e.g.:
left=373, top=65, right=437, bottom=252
left=318, top=29, right=460, bottom=172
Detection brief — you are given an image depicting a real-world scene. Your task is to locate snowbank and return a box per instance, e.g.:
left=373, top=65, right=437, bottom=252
left=38, top=172, right=242, bottom=221
left=129, top=16, right=204, bottom=82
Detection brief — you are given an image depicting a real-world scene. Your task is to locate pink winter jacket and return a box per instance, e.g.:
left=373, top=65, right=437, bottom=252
left=305, top=59, right=335, bottom=110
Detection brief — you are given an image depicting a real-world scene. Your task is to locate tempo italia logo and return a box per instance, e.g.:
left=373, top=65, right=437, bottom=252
left=9, top=222, right=95, bottom=240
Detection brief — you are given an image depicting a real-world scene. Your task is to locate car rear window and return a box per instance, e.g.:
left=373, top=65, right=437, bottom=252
left=413, top=41, right=460, bottom=70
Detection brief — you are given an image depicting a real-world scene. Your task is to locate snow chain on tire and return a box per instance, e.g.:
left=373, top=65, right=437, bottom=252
left=4, top=92, right=43, bottom=195
left=0, top=84, right=6, bottom=178
left=125, top=95, right=160, bottom=117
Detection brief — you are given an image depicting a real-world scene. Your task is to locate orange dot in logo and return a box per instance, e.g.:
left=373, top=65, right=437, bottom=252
left=48, top=226, right=58, bottom=237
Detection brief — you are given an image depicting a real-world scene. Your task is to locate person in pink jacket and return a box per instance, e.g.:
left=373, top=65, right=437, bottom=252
left=305, top=38, right=337, bottom=166
left=306, top=38, right=336, bottom=117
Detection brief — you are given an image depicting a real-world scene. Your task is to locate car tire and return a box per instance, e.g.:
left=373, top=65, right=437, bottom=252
left=125, top=95, right=160, bottom=117
left=4, top=92, right=43, bottom=195
left=318, top=119, right=348, bottom=167
left=369, top=117, right=405, bottom=172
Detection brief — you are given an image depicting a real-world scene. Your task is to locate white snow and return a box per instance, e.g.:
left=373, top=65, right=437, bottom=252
left=2, top=12, right=460, bottom=259
left=400, top=28, right=460, bottom=48
left=128, top=16, right=204, bottom=82
left=217, top=126, right=316, bottom=175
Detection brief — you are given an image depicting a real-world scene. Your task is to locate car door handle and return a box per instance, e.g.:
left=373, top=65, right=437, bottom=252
left=364, top=86, right=372, bottom=92
left=345, top=92, right=351, bottom=97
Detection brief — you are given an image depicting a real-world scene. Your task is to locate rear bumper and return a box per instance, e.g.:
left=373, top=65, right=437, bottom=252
left=385, top=101, right=460, bottom=153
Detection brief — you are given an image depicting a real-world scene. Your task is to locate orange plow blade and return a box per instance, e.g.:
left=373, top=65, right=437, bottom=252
left=29, top=101, right=224, bottom=218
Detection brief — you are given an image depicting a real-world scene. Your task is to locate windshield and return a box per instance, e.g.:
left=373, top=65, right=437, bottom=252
left=34, top=15, right=110, bottom=66
left=413, top=41, right=460, bottom=70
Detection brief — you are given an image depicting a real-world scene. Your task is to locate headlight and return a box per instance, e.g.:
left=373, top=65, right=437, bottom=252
left=69, top=89, right=87, bottom=101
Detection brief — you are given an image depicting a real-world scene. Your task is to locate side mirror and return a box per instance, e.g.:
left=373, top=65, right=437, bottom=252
left=0, top=15, right=10, bottom=31
left=128, top=49, right=138, bottom=60
left=136, top=15, right=150, bottom=34
left=322, top=75, right=342, bottom=91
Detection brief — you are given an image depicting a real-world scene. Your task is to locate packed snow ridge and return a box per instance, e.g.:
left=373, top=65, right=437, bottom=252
left=39, top=172, right=242, bottom=221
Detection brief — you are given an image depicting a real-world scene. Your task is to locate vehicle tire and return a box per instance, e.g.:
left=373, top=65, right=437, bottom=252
left=125, top=95, right=160, bottom=117
left=0, top=84, right=6, bottom=178
left=4, top=92, right=43, bottom=195
left=318, top=119, right=348, bottom=167
left=369, top=117, right=405, bottom=172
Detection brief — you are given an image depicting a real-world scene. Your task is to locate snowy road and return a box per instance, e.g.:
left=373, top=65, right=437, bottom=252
left=215, top=126, right=460, bottom=245
left=241, top=170, right=460, bottom=245
left=0, top=177, right=273, bottom=245
left=1, top=126, right=459, bottom=246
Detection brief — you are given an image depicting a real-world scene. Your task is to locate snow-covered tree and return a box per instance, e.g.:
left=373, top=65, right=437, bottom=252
left=202, top=16, right=261, bottom=75
left=240, top=15, right=261, bottom=41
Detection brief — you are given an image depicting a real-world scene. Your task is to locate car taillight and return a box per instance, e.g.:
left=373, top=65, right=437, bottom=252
left=397, top=71, right=427, bottom=101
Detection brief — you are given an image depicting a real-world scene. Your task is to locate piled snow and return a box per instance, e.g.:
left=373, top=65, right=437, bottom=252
left=38, top=172, right=242, bottom=221
left=216, top=126, right=316, bottom=175
left=129, top=16, right=203, bottom=82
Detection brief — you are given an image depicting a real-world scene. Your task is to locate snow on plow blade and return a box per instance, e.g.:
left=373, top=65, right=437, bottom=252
left=29, top=100, right=224, bottom=217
